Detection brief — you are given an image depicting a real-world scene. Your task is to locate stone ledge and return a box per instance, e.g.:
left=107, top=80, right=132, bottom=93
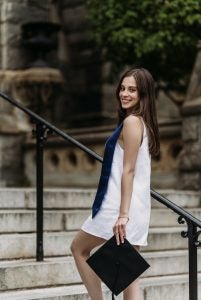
left=182, top=96, right=201, bottom=116
left=0, top=250, right=200, bottom=290
left=0, top=227, right=188, bottom=259
left=0, top=188, right=199, bottom=209
left=0, top=274, right=200, bottom=300
left=0, top=69, right=64, bottom=84
left=0, top=208, right=200, bottom=232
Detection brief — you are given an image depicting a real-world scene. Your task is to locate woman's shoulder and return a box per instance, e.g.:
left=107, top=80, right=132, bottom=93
left=123, top=115, right=143, bottom=128
left=122, top=115, right=144, bottom=144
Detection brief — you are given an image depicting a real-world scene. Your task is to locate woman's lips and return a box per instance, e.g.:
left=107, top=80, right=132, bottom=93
left=121, top=100, right=130, bottom=104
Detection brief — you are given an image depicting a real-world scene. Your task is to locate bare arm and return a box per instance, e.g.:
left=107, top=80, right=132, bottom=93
left=120, top=115, right=143, bottom=216
left=113, top=115, right=143, bottom=244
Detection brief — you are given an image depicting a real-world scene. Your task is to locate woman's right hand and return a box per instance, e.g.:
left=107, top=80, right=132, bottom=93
left=113, top=216, right=129, bottom=245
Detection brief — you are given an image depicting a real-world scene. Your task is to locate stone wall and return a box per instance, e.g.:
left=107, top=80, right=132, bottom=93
left=0, top=0, right=56, bottom=186
left=178, top=42, right=201, bottom=190
left=0, top=0, right=3, bottom=69
left=178, top=98, right=201, bottom=190
left=24, top=127, right=106, bottom=187
left=186, top=41, right=201, bottom=102
left=0, top=0, right=52, bottom=69
left=0, top=133, right=26, bottom=186
left=57, top=0, right=117, bottom=127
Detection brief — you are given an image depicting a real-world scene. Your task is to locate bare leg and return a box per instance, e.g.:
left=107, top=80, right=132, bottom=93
left=70, top=230, right=106, bottom=300
left=123, top=278, right=140, bottom=300
left=123, top=245, right=141, bottom=300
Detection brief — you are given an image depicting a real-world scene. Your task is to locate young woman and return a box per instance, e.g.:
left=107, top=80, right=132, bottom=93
left=71, top=68, right=160, bottom=300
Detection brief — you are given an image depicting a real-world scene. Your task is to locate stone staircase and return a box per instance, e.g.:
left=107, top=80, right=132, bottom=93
left=0, top=188, right=200, bottom=300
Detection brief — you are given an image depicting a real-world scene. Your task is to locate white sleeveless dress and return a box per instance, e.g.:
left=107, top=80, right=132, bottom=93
left=81, top=120, right=151, bottom=246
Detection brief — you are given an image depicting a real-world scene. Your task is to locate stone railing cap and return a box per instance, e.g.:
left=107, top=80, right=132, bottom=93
left=182, top=96, right=201, bottom=116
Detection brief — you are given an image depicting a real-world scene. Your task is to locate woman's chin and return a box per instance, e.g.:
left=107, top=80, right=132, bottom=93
left=121, top=103, right=129, bottom=108
left=121, top=105, right=133, bottom=110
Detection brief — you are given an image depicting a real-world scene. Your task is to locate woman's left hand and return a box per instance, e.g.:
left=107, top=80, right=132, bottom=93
left=113, top=217, right=129, bottom=245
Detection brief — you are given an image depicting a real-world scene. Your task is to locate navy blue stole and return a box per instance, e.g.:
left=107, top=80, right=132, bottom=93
left=92, top=122, right=123, bottom=218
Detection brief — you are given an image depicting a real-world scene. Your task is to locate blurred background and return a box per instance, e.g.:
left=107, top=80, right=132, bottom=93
left=0, top=0, right=200, bottom=190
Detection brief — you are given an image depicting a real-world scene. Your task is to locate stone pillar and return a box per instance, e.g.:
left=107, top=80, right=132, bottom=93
left=0, top=0, right=3, bottom=69
left=0, top=69, right=28, bottom=186
left=178, top=41, right=201, bottom=190
left=0, top=0, right=52, bottom=69
left=185, top=41, right=201, bottom=102
left=0, top=0, right=54, bottom=186
left=0, top=133, right=26, bottom=186
left=178, top=97, right=201, bottom=190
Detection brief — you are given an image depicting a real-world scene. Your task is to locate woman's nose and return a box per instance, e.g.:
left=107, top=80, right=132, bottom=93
left=122, top=89, right=128, bottom=96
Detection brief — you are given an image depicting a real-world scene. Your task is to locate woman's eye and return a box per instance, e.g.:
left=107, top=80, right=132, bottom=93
left=120, top=86, right=124, bottom=91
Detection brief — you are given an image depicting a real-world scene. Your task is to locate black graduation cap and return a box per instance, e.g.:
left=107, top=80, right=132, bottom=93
left=86, top=235, right=150, bottom=298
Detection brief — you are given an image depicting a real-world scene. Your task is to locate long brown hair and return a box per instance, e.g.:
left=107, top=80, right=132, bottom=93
left=116, top=68, right=160, bottom=157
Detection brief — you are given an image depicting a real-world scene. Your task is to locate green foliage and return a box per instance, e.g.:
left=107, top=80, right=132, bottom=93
left=87, top=0, right=201, bottom=92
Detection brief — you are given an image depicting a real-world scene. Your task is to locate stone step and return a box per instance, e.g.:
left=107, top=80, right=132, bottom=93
left=0, top=188, right=95, bottom=210
left=0, top=209, right=89, bottom=233
left=0, top=228, right=188, bottom=260
left=0, top=284, right=111, bottom=300
left=0, top=188, right=200, bottom=209
left=0, top=207, right=200, bottom=233
left=141, top=273, right=201, bottom=300
left=147, top=227, right=187, bottom=252
left=0, top=250, right=200, bottom=291
left=1, top=273, right=201, bottom=300
left=0, top=232, right=74, bottom=259
left=152, top=189, right=201, bottom=208
left=150, top=207, right=201, bottom=227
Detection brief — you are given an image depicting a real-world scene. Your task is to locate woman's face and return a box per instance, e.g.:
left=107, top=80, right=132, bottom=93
left=119, top=76, right=139, bottom=115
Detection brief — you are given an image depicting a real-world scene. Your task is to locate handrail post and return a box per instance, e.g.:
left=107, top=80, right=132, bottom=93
left=188, top=222, right=198, bottom=300
left=36, top=122, right=45, bottom=261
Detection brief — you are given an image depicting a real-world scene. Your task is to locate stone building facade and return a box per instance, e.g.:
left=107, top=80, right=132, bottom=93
left=0, top=0, right=200, bottom=190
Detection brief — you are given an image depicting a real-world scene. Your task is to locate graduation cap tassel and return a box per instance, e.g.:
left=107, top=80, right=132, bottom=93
left=112, top=292, right=115, bottom=300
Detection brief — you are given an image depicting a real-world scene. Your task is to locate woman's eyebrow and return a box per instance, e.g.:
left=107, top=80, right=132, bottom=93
left=127, top=85, right=137, bottom=88
left=121, top=84, right=137, bottom=88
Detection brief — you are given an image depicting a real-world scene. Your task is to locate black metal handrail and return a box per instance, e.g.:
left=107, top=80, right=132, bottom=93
left=0, top=90, right=200, bottom=300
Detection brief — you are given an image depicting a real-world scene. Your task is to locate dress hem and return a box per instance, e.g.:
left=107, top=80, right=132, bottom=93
left=81, top=227, right=148, bottom=247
